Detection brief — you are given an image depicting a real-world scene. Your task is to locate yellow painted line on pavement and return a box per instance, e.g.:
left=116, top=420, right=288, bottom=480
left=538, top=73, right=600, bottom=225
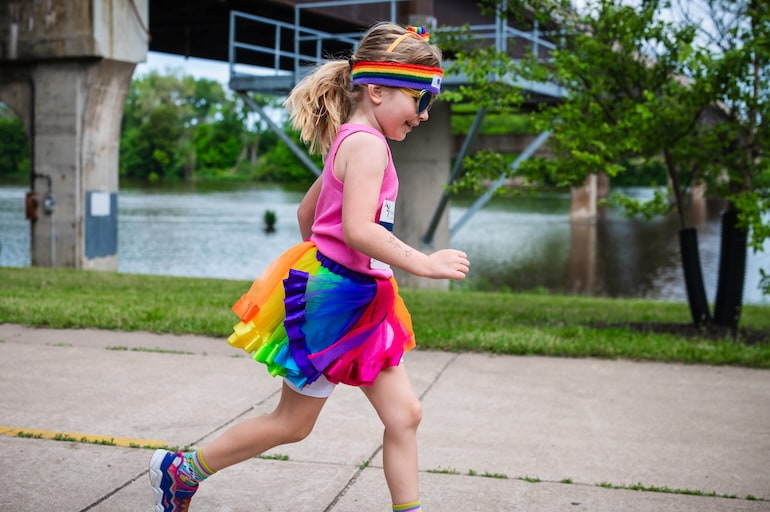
left=0, top=425, right=168, bottom=448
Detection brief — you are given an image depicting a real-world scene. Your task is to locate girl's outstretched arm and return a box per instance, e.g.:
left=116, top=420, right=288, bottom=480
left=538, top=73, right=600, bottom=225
left=298, top=176, right=322, bottom=241
left=338, top=133, right=469, bottom=280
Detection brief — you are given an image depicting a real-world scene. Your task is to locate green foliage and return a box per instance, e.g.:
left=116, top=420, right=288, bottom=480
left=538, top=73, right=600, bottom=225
left=533, top=0, right=765, bottom=237
left=253, top=126, right=320, bottom=181
left=603, top=188, right=670, bottom=220
left=119, top=70, right=306, bottom=182
left=732, top=189, right=770, bottom=252
left=517, top=1, right=715, bottom=188
left=445, top=0, right=769, bottom=300
left=450, top=150, right=511, bottom=193
left=121, top=71, right=203, bottom=180
left=433, top=24, right=525, bottom=123
left=192, top=102, right=245, bottom=175
left=760, top=269, right=770, bottom=296
left=0, top=104, right=30, bottom=177
left=612, top=158, right=668, bottom=186
left=450, top=104, right=533, bottom=136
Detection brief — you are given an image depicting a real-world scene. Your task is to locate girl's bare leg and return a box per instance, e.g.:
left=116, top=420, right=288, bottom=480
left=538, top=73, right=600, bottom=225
left=361, top=365, right=422, bottom=505
left=200, top=382, right=328, bottom=471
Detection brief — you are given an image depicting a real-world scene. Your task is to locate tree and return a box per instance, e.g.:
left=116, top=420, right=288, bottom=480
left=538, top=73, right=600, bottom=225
left=441, top=0, right=768, bottom=330
left=120, top=70, right=250, bottom=181
left=121, top=70, right=190, bottom=180
left=0, top=103, right=29, bottom=177
left=193, top=100, right=245, bottom=175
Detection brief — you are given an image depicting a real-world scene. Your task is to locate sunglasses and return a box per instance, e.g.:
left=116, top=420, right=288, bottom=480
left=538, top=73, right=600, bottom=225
left=399, top=88, right=436, bottom=114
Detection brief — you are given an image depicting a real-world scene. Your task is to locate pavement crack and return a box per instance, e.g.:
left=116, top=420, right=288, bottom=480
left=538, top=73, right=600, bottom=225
left=79, top=468, right=148, bottom=512
left=189, top=385, right=283, bottom=447
left=419, top=352, right=459, bottom=401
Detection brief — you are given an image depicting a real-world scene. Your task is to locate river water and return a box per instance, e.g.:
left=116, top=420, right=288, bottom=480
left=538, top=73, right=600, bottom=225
left=1, top=183, right=767, bottom=304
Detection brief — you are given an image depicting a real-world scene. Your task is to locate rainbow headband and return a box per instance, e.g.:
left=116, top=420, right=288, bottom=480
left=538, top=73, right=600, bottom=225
left=351, top=61, right=443, bottom=95
left=350, top=27, right=443, bottom=95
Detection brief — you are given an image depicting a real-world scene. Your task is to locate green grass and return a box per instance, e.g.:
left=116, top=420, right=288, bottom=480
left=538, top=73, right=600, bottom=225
left=1, top=266, right=768, bottom=368
left=0, top=266, right=241, bottom=335
left=450, top=104, right=534, bottom=135
left=596, top=481, right=739, bottom=499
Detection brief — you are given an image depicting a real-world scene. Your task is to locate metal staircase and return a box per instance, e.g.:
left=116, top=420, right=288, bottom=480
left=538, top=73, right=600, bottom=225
left=227, top=0, right=563, bottom=241
left=227, top=0, right=562, bottom=96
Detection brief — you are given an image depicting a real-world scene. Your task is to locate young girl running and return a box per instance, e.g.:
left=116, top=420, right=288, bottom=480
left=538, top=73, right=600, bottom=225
left=149, top=22, right=469, bottom=512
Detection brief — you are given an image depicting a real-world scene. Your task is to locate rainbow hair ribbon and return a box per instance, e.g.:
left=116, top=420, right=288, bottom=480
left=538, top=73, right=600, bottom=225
left=351, top=26, right=443, bottom=95
left=406, top=26, right=429, bottom=39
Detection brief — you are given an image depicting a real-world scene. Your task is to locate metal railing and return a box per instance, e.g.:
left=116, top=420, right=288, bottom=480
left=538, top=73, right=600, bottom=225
left=443, top=21, right=558, bottom=55
left=229, top=0, right=401, bottom=85
left=228, top=0, right=558, bottom=91
left=228, top=11, right=364, bottom=82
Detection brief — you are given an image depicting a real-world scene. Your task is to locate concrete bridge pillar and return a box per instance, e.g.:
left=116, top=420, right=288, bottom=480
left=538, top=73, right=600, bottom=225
left=28, top=60, right=136, bottom=269
left=568, top=171, right=609, bottom=293
left=570, top=174, right=598, bottom=221
left=0, top=0, right=148, bottom=270
left=391, top=101, right=452, bottom=290
left=570, top=171, right=609, bottom=222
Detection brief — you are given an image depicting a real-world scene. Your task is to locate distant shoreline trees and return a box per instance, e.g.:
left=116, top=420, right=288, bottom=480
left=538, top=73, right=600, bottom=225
left=0, top=103, right=30, bottom=178
left=119, top=69, right=318, bottom=183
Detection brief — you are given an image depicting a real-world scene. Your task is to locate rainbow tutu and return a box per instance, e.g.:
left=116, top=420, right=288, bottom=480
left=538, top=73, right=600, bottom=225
left=228, top=241, right=415, bottom=389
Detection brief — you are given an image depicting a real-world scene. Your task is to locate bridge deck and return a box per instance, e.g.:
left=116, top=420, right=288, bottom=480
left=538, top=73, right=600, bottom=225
left=223, top=1, right=563, bottom=101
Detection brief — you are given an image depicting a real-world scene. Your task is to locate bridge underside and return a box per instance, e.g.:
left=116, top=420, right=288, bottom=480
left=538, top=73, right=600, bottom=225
left=148, top=1, right=522, bottom=65
left=150, top=1, right=360, bottom=69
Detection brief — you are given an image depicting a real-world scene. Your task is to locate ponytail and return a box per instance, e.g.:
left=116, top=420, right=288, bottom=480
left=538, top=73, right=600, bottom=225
left=284, top=60, right=353, bottom=157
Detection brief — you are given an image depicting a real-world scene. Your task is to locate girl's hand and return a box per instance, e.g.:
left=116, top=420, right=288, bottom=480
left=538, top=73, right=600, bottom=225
left=426, top=249, right=470, bottom=280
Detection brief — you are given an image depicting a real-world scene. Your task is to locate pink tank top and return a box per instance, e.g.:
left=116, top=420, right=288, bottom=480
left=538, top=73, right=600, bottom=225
left=310, top=123, right=399, bottom=279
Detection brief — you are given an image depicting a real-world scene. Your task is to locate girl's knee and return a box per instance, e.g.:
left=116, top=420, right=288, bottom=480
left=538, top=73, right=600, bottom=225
left=270, top=410, right=317, bottom=444
left=283, top=421, right=314, bottom=444
left=385, top=397, right=422, bottom=432
left=271, top=386, right=327, bottom=444
left=408, top=398, right=423, bottom=428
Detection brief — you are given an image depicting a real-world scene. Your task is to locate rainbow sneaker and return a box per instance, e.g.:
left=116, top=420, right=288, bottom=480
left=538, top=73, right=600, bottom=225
left=149, top=449, right=198, bottom=512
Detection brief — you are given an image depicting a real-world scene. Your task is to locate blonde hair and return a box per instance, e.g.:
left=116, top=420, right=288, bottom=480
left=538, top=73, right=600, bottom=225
left=284, top=22, right=442, bottom=157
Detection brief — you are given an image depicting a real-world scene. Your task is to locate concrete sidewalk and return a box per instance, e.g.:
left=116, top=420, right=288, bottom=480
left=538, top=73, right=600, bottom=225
left=1, top=323, right=768, bottom=511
